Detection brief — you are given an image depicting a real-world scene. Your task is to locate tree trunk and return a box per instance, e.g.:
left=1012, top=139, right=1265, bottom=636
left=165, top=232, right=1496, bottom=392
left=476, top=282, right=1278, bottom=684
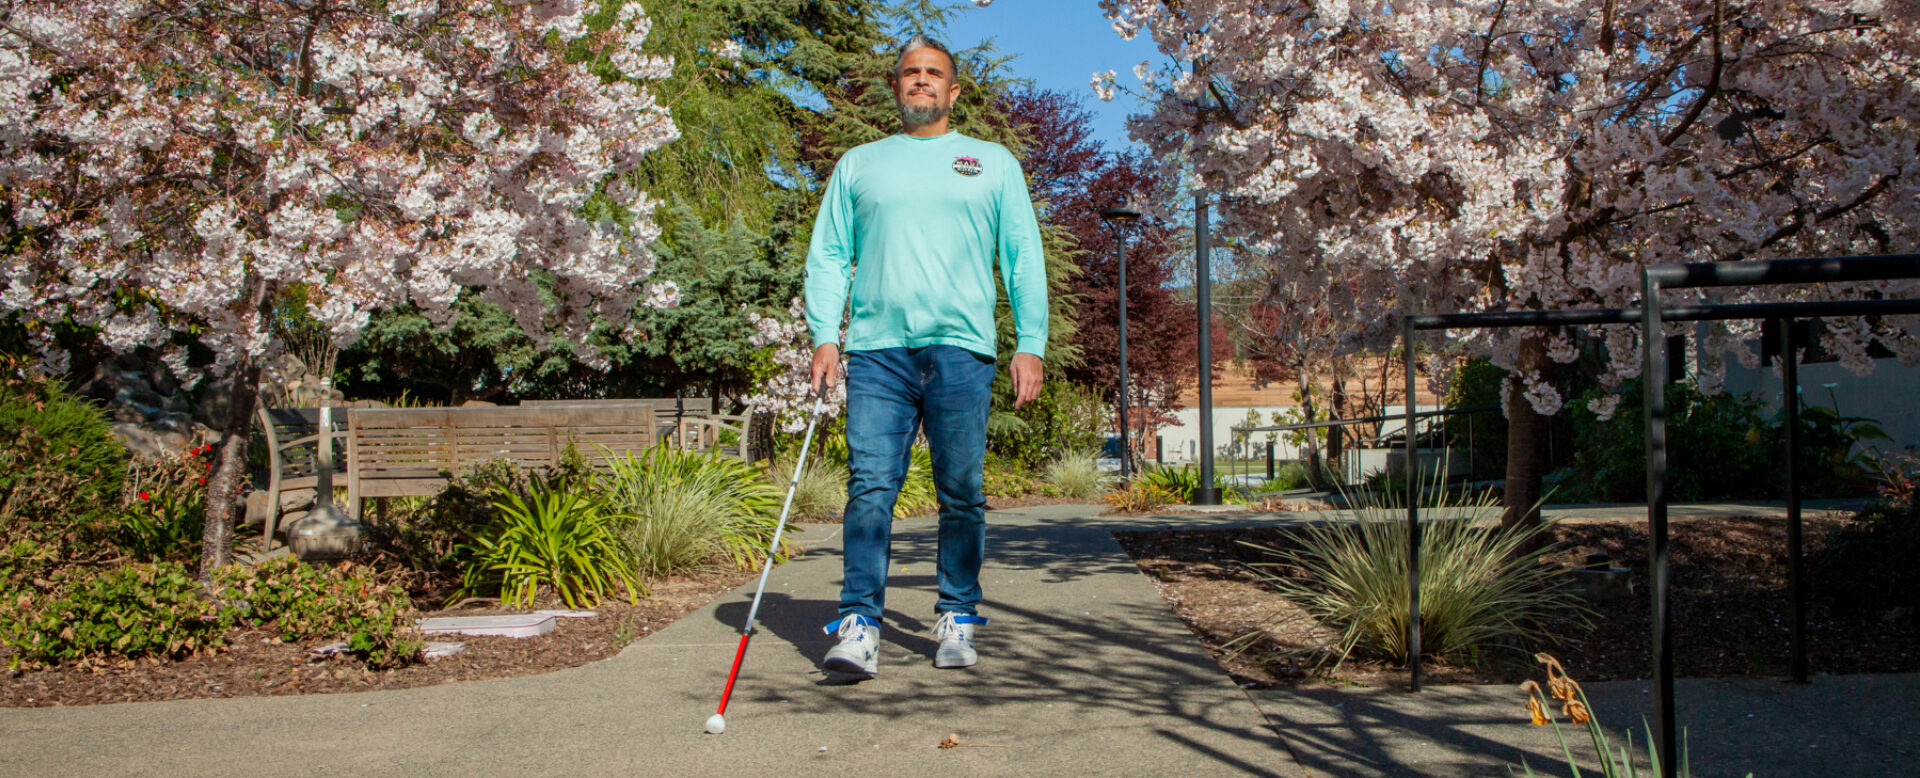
left=199, top=354, right=262, bottom=582
left=1327, top=375, right=1348, bottom=481
left=1300, top=392, right=1331, bottom=490
left=199, top=277, right=274, bottom=583
left=1501, top=338, right=1551, bottom=529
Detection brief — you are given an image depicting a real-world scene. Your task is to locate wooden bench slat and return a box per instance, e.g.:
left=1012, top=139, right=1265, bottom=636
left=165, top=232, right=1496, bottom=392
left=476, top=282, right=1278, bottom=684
left=345, top=404, right=662, bottom=519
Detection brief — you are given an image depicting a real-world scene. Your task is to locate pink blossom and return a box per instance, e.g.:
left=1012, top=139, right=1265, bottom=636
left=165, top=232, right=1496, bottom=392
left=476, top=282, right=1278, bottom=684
left=1, top=0, right=680, bottom=383
left=1105, top=0, right=1920, bottom=405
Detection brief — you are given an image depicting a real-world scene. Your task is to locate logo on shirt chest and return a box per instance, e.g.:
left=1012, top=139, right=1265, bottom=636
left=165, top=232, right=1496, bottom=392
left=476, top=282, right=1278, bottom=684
left=952, top=156, right=983, bottom=177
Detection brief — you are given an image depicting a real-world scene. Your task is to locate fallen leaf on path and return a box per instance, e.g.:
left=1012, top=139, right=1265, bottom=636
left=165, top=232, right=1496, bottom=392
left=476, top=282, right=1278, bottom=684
left=938, top=733, right=1008, bottom=749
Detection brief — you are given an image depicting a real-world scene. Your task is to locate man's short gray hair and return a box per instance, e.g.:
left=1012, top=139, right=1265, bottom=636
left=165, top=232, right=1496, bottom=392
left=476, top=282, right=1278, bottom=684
left=891, top=34, right=956, bottom=81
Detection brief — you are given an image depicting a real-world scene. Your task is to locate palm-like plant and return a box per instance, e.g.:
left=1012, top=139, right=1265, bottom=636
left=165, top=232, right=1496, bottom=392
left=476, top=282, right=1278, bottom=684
left=458, top=484, right=642, bottom=608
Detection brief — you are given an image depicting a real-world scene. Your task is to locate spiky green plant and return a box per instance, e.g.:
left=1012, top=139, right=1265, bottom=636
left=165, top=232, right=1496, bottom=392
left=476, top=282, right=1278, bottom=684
left=1245, top=484, right=1589, bottom=668
left=1138, top=462, right=1248, bottom=504
left=458, top=484, right=641, bottom=608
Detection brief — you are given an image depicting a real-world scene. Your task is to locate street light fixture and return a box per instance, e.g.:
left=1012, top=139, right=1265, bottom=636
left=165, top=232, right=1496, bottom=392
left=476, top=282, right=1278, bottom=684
left=1099, top=205, right=1142, bottom=482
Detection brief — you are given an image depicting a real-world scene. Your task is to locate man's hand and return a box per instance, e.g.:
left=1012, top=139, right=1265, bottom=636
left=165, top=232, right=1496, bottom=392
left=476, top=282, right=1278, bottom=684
left=810, top=343, right=841, bottom=394
left=1010, top=352, right=1044, bottom=408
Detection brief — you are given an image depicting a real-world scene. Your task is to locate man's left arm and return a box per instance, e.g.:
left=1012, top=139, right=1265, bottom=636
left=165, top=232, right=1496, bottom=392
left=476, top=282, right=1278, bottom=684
left=997, top=151, right=1048, bottom=408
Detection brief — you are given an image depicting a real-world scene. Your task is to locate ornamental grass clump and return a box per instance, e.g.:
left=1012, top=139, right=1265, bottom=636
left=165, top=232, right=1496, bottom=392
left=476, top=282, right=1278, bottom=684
left=772, top=448, right=847, bottom=523
left=1245, top=485, right=1589, bottom=668
left=600, top=445, right=793, bottom=577
left=1043, top=449, right=1106, bottom=499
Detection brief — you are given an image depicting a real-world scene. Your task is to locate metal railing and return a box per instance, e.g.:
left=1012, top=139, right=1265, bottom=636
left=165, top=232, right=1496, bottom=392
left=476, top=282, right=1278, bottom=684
left=1399, top=252, right=1920, bottom=776
left=1231, top=405, right=1501, bottom=485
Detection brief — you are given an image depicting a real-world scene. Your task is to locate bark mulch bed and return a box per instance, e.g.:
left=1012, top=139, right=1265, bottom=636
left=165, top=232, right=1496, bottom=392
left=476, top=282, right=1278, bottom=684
left=0, top=569, right=755, bottom=708
left=2, top=499, right=1105, bottom=709
left=1116, top=514, right=1920, bottom=689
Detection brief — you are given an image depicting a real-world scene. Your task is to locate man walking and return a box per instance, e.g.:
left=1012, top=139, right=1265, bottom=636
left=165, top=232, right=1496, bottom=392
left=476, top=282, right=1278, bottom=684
left=804, top=35, right=1048, bottom=677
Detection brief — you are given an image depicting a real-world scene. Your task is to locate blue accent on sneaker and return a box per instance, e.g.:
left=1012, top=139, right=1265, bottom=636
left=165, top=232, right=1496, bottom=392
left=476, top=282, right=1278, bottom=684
left=822, top=614, right=881, bottom=634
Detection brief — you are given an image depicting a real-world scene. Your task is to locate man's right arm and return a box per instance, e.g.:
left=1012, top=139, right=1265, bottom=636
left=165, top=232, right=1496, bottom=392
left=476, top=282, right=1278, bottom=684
left=804, top=158, right=857, bottom=391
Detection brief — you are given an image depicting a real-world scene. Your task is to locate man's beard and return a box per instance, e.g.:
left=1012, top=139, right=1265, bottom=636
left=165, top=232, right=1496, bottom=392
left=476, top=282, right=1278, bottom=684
left=899, top=99, right=950, bottom=128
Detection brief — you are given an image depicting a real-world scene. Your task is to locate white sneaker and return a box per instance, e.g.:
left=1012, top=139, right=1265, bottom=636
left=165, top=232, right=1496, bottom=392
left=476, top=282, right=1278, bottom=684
left=933, top=612, right=988, bottom=669
left=822, top=614, right=881, bottom=676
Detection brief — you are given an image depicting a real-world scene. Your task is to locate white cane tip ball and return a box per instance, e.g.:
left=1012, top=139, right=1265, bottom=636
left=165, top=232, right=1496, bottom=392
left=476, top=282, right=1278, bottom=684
left=705, top=714, right=727, bottom=734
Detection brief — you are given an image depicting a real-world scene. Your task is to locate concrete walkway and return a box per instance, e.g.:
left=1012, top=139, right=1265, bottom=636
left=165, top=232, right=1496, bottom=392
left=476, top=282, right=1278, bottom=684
left=0, top=502, right=1910, bottom=776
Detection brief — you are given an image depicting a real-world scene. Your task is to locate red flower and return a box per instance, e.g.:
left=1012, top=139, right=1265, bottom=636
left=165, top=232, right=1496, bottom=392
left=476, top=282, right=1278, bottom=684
left=137, top=491, right=151, bottom=501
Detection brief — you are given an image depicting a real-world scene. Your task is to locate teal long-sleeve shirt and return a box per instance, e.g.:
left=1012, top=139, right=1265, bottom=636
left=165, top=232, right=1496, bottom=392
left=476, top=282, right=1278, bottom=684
left=804, top=131, right=1049, bottom=360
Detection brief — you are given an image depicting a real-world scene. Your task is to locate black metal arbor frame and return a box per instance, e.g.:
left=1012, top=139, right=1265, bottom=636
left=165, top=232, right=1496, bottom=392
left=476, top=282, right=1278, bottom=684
left=1393, top=253, right=1920, bottom=776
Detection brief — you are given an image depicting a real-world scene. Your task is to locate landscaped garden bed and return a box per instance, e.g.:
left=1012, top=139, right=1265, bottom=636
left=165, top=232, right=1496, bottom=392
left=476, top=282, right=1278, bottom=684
left=0, top=571, right=752, bottom=708
left=1118, top=513, right=1920, bottom=689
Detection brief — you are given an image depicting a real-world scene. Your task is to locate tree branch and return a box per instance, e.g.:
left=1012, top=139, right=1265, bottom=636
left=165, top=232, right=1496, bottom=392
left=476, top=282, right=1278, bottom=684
left=1660, top=0, right=1723, bottom=146
left=1474, top=0, right=1509, bottom=107
left=0, top=19, right=64, bottom=57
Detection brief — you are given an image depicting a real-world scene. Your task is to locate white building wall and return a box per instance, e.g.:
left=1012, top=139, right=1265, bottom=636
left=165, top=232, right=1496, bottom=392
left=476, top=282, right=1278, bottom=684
left=1151, top=403, right=1446, bottom=467
left=1721, top=356, right=1920, bottom=455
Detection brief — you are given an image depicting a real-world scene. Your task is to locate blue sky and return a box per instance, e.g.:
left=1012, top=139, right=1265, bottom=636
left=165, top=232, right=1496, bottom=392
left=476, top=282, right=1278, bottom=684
left=942, top=2, right=1159, bottom=154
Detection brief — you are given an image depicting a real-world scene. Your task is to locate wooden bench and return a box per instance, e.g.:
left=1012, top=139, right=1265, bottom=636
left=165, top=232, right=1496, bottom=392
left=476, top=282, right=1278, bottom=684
left=344, top=405, right=660, bottom=519
left=250, top=406, right=352, bottom=551
left=520, top=397, right=714, bottom=419
left=520, top=397, right=754, bottom=462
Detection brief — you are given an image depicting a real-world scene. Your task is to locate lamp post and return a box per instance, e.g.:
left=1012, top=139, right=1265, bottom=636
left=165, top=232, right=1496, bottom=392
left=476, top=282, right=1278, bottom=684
left=1192, top=190, right=1221, bottom=505
left=1099, top=206, right=1142, bottom=482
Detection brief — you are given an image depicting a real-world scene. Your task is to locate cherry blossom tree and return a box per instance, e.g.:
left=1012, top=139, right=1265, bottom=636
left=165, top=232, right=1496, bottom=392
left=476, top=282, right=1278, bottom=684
left=1103, top=0, right=1920, bottom=525
left=0, top=0, right=680, bottom=575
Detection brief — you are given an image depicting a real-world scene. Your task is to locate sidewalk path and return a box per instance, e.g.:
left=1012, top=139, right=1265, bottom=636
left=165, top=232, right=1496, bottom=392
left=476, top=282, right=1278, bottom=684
left=0, top=501, right=1908, bottom=777
left=0, top=505, right=1292, bottom=777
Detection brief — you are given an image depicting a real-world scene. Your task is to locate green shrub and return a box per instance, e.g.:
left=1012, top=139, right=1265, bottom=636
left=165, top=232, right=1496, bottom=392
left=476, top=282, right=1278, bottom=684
left=117, top=444, right=215, bottom=563
left=983, top=454, right=1045, bottom=498
left=1811, top=454, right=1920, bottom=623
left=1566, top=380, right=1777, bottom=502
left=1043, top=449, right=1105, bottom=499
left=1269, top=461, right=1310, bottom=491
left=1104, top=481, right=1177, bottom=513
left=1563, top=379, right=1885, bottom=502
left=600, top=445, right=791, bottom=572
left=0, top=372, right=129, bottom=569
left=1440, top=358, right=1508, bottom=480
left=218, top=557, right=422, bottom=669
left=1137, top=463, right=1248, bottom=505
left=458, top=483, right=641, bottom=608
left=1, top=562, right=229, bottom=669
left=989, top=381, right=1108, bottom=467
left=1246, top=487, right=1589, bottom=667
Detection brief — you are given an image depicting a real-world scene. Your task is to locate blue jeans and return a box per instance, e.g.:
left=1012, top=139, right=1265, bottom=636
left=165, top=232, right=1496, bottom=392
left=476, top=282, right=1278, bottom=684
left=838, top=345, right=995, bottom=621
